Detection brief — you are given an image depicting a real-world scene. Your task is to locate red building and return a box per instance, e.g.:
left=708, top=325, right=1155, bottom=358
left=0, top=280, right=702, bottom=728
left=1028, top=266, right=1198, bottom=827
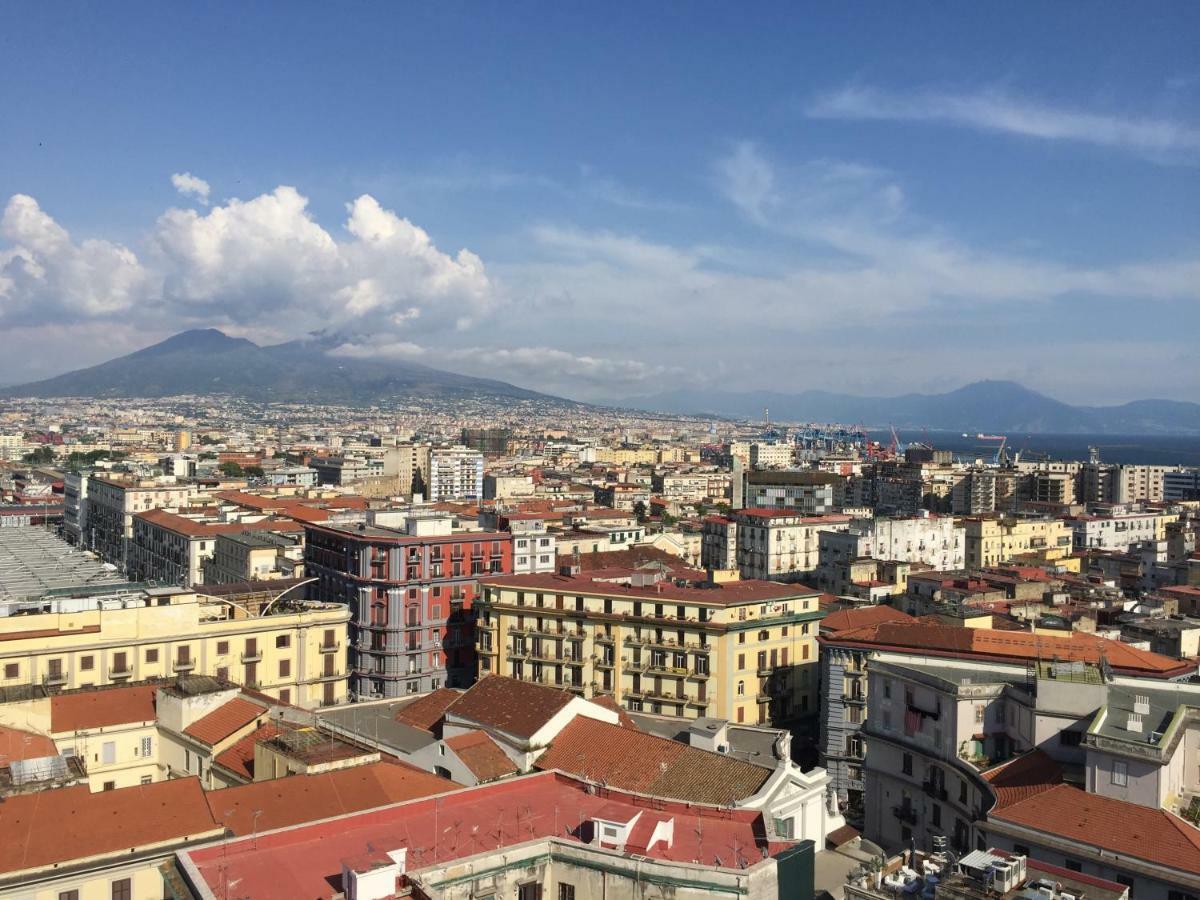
left=305, top=521, right=513, bottom=698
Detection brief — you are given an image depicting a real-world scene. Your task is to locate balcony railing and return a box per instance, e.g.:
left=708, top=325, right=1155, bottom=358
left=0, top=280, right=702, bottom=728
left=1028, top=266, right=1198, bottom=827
left=319, top=641, right=341, bottom=653
left=173, top=659, right=196, bottom=672
left=240, top=651, right=263, bottom=663
left=893, top=804, right=919, bottom=825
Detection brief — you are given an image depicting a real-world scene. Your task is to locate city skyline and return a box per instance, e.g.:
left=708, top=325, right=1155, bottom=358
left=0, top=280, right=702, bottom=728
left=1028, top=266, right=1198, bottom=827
left=2, top=3, right=1199, bottom=403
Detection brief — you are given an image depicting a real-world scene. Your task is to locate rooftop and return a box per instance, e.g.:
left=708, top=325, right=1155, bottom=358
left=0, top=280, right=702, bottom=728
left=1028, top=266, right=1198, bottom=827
left=183, top=696, right=267, bottom=745
left=51, top=683, right=159, bottom=733
left=443, top=730, right=519, bottom=783
left=0, top=526, right=123, bottom=601
left=480, top=567, right=820, bottom=606
left=534, top=717, right=773, bottom=805
left=444, top=674, right=576, bottom=739
left=181, top=771, right=786, bottom=899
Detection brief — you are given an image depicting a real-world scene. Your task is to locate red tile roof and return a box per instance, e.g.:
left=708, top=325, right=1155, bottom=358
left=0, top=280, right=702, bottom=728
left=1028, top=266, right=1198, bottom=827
left=820, top=621, right=1194, bottom=679
left=588, top=693, right=640, bottom=729
left=820, top=605, right=914, bottom=634
left=394, top=688, right=462, bottom=733
left=444, top=730, right=519, bottom=783
left=207, top=760, right=459, bottom=835
left=534, top=717, right=772, bottom=805
left=446, top=675, right=574, bottom=739
left=213, top=721, right=286, bottom=782
left=183, top=697, right=266, bottom=746
left=982, top=749, right=1064, bottom=811
left=183, top=771, right=787, bottom=899
left=480, top=568, right=819, bottom=605
left=0, top=778, right=220, bottom=876
left=989, top=783, right=1200, bottom=876
left=0, top=725, right=57, bottom=766
left=51, top=684, right=158, bottom=733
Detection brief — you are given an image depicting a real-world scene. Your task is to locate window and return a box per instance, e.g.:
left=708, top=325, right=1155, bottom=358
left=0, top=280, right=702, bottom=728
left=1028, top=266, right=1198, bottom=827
left=276, top=634, right=290, bottom=649
left=279, top=659, right=291, bottom=678
left=518, top=883, right=543, bottom=900
left=737, top=680, right=745, bottom=696
left=111, top=879, right=131, bottom=900
left=902, top=753, right=912, bottom=776
left=3, top=663, right=16, bottom=679
left=883, top=680, right=891, bottom=699
left=103, top=780, right=115, bottom=791
left=141, top=736, right=152, bottom=757
left=141, top=774, right=153, bottom=785
left=145, top=648, right=159, bottom=664
left=1112, top=760, right=1128, bottom=786
left=1061, top=730, right=1082, bottom=747
left=279, top=688, right=291, bottom=704
left=737, top=653, right=745, bottom=669
left=59, top=890, right=80, bottom=900
left=1064, top=860, right=1082, bottom=872
left=81, top=655, right=94, bottom=671
left=559, top=885, right=576, bottom=900
left=217, top=640, right=229, bottom=655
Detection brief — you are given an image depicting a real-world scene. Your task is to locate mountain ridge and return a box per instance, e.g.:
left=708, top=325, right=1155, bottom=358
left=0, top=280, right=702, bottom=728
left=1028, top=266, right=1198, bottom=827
left=1, top=329, right=574, bottom=406
left=624, top=380, right=1200, bottom=435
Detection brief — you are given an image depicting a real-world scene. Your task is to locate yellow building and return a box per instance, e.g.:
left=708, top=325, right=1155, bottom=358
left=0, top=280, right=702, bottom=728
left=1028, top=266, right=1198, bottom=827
left=0, top=584, right=351, bottom=708
left=959, top=516, right=1072, bottom=568
left=477, top=567, right=826, bottom=727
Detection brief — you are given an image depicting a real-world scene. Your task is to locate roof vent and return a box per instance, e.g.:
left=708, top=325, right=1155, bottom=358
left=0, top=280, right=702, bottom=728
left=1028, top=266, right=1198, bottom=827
left=1133, top=694, right=1150, bottom=715
left=1126, top=712, right=1143, bottom=733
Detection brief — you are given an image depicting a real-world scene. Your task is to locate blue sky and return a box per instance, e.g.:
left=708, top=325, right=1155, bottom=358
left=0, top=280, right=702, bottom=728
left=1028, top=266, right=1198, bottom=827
left=1, top=2, right=1198, bottom=403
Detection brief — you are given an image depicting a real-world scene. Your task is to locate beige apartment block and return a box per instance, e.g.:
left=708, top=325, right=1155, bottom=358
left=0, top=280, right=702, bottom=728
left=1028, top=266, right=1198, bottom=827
left=477, top=567, right=826, bottom=727
left=959, top=516, right=1072, bottom=568
left=0, top=585, right=350, bottom=708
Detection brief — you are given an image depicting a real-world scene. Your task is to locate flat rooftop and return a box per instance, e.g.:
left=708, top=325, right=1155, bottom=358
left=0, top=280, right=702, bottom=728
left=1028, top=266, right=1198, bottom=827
left=0, top=527, right=123, bottom=601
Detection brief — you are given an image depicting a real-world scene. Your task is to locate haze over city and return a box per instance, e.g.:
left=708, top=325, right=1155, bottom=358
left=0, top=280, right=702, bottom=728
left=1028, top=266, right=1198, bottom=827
left=2, top=3, right=1198, bottom=403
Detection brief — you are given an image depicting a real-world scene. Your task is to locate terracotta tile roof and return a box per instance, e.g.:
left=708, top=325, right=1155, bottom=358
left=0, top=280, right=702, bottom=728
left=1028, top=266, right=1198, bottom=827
left=480, top=568, right=819, bottom=606
left=0, top=625, right=101, bottom=643
left=535, top=717, right=772, bottom=805
left=445, top=730, right=519, bottom=783
left=820, top=605, right=914, bottom=634
left=820, top=621, right=1194, bottom=679
left=982, top=749, right=1064, bottom=810
left=446, top=675, right=574, bottom=739
left=575, top=545, right=693, bottom=572
left=207, top=760, right=459, bottom=835
left=588, top=693, right=639, bottom=729
left=0, top=725, right=57, bottom=765
left=213, top=722, right=286, bottom=781
left=51, top=684, right=158, bottom=733
left=394, top=688, right=462, bottom=733
left=0, top=778, right=219, bottom=876
left=183, top=697, right=266, bottom=746
left=989, top=783, right=1200, bottom=876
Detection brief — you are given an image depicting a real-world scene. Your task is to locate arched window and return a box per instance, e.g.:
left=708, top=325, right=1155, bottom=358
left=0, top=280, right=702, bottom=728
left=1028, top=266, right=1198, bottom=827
left=737, top=680, right=745, bottom=696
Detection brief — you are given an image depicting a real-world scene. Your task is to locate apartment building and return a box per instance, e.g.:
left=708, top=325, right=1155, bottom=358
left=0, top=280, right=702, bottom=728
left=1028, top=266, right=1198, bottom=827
left=593, top=482, right=652, bottom=511
left=702, top=509, right=852, bottom=582
left=476, top=566, right=826, bottom=727
left=749, top=442, right=796, bottom=469
left=1081, top=462, right=1172, bottom=504
left=0, top=584, right=350, bottom=708
left=382, top=441, right=433, bottom=497
left=1065, top=507, right=1176, bottom=553
left=305, top=517, right=513, bottom=698
left=960, top=516, right=1072, bottom=568
left=1163, top=469, right=1200, bottom=501
left=816, top=515, right=965, bottom=595
left=85, top=475, right=199, bottom=570
left=62, top=469, right=89, bottom=545
left=128, top=507, right=303, bottom=586
left=738, top=469, right=845, bottom=514
left=428, top=446, right=484, bottom=501
left=201, top=530, right=305, bottom=584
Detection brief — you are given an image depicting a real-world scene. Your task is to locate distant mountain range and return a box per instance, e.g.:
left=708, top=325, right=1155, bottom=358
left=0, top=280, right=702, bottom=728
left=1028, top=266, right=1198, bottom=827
left=1, top=329, right=572, bottom=406
left=624, top=381, right=1200, bottom=435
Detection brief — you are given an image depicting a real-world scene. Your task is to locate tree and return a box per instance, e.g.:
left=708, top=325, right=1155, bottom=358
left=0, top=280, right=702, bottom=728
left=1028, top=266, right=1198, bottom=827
left=218, top=461, right=244, bottom=477
left=244, top=464, right=265, bottom=477
left=632, top=500, right=648, bottom=522
left=693, top=501, right=709, bottom=516
left=411, top=465, right=427, bottom=498
left=660, top=511, right=677, bottom=527
left=22, top=446, right=55, bottom=464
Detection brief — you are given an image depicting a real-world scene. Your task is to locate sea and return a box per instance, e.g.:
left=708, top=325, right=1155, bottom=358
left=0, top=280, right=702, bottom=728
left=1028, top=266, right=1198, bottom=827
left=865, top=430, right=1200, bottom=467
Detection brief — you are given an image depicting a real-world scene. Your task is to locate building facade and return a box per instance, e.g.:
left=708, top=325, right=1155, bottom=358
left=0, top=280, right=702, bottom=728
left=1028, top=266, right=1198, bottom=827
left=476, top=568, right=826, bottom=727
left=305, top=519, right=513, bottom=698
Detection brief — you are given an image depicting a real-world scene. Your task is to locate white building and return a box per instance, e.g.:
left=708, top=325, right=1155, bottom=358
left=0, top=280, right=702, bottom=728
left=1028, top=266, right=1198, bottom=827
left=702, top=509, right=851, bottom=582
left=428, top=446, right=484, bottom=502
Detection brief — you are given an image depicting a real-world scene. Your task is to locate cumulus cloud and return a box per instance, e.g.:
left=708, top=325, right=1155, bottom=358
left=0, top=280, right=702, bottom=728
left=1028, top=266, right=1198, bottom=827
left=0, top=186, right=496, bottom=342
left=0, top=194, right=151, bottom=326
left=808, top=85, right=1200, bottom=161
left=171, top=172, right=211, bottom=204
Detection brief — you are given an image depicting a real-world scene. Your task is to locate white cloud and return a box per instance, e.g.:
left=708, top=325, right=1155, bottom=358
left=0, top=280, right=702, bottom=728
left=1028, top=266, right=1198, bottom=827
left=808, top=85, right=1200, bottom=161
left=0, top=194, right=151, bottom=326
left=171, top=172, right=211, bottom=204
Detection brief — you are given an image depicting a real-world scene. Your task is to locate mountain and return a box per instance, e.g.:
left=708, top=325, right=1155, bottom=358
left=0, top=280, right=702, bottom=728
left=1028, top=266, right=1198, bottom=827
left=1, top=329, right=573, bottom=406
left=624, top=381, right=1200, bottom=435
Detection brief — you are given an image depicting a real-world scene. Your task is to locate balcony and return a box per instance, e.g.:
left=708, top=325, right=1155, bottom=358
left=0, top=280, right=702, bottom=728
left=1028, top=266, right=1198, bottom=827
left=319, top=641, right=341, bottom=653
left=240, top=650, right=263, bottom=663
left=43, top=671, right=68, bottom=687
left=922, top=782, right=948, bottom=801
left=173, top=659, right=197, bottom=672
left=893, top=804, right=919, bottom=825
left=110, top=665, right=133, bottom=679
